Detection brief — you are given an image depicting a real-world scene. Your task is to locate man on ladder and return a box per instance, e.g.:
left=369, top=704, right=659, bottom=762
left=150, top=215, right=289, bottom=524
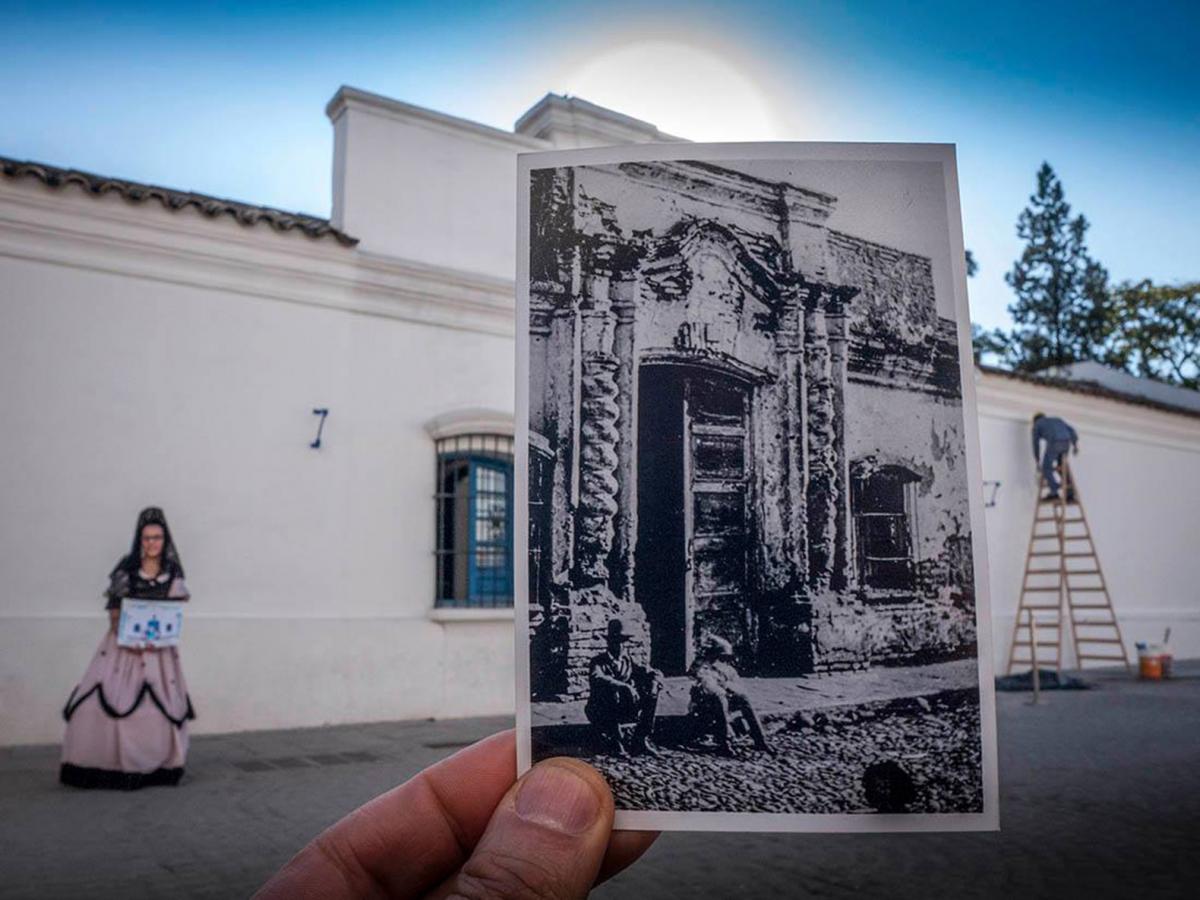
left=1032, top=412, right=1078, bottom=502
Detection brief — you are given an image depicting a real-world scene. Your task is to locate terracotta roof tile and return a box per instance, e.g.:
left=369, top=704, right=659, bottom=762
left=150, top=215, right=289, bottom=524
left=979, top=364, right=1200, bottom=421
left=1, top=156, right=357, bottom=246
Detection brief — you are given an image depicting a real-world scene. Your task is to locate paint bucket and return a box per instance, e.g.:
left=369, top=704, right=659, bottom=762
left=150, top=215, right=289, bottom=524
left=1137, top=643, right=1172, bottom=680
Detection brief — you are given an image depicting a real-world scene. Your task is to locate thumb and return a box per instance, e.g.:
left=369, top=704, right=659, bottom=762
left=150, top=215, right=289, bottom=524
left=430, top=758, right=613, bottom=900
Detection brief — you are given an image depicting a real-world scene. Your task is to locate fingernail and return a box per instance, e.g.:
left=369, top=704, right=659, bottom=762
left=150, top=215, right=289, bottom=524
left=514, top=763, right=601, bottom=834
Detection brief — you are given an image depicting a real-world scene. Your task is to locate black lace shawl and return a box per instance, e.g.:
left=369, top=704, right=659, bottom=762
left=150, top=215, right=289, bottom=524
left=104, top=507, right=186, bottom=610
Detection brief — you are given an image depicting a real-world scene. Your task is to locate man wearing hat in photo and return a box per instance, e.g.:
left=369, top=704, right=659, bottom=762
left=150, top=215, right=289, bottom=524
left=688, top=633, right=772, bottom=757
left=584, top=618, right=663, bottom=758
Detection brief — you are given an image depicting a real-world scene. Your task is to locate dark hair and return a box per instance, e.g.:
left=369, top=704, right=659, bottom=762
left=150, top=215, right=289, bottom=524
left=118, top=507, right=184, bottom=579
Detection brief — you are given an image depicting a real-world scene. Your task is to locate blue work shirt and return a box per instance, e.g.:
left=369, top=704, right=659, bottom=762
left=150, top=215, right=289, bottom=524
left=1032, top=416, right=1078, bottom=460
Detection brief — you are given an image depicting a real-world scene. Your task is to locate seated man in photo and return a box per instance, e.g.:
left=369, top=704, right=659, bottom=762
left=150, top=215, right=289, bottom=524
left=688, top=634, right=772, bottom=757
left=584, top=618, right=663, bottom=759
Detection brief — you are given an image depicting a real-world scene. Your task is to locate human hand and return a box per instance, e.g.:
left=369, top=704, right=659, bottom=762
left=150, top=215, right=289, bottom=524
left=254, top=731, right=657, bottom=899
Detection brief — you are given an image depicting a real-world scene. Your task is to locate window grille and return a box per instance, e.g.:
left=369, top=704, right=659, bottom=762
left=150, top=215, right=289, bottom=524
left=852, top=465, right=920, bottom=595
left=435, top=433, right=514, bottom=608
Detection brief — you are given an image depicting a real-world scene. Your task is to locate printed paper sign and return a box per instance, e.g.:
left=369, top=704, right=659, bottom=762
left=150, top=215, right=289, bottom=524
left=118, top=599, right=185, bottom=648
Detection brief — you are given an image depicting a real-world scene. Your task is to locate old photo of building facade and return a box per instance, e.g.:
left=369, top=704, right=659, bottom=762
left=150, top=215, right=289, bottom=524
left=521, top=150, right=992, bottom=826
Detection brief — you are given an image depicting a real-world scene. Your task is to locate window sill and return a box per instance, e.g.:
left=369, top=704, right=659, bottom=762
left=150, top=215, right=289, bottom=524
left=429, top=607, right=515, bottom=623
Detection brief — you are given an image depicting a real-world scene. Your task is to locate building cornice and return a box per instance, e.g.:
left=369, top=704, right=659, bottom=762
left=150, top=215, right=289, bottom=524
left=326, top=85, right=549, bottom=152
left=423, top=408, right=515, bottom=440
left=0, top=178, right=515, bottom=337
left=514, top=93, right=683, bottom=146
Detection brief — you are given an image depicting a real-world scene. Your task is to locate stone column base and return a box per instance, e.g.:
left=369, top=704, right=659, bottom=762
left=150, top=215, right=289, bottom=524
left=811, top=591, right=875, bottom=672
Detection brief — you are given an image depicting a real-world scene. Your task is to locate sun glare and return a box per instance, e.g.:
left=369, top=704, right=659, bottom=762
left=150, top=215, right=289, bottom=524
left=560, top=39, right=781, bottom=142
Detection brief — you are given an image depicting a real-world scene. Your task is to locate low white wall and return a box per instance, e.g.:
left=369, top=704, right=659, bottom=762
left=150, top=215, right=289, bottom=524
left=0, top=615, right=514, bottom=741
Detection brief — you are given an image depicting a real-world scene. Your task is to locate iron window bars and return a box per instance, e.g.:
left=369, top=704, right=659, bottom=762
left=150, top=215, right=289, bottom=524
left=435, top=433, right=514, bottom=608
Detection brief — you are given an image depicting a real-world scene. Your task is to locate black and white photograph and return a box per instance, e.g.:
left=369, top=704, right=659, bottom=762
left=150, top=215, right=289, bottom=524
left=516, top=144, right=999, bottom=832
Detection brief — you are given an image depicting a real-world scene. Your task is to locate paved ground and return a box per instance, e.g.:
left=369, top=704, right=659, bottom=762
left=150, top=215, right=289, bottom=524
left=2, top=663, right=1198, bottom=899
left=532, top=659, right=978, bottom=726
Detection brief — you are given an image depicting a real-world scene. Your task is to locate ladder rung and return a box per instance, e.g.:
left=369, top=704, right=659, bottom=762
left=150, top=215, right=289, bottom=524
left=1016, top=468, right=1123, bottom=672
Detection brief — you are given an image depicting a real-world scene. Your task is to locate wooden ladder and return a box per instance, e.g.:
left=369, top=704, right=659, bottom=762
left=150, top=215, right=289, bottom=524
left=1006, top=457, right=1131, bottom=675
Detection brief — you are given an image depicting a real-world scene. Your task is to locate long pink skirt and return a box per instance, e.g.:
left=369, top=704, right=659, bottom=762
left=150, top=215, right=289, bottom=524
left=60, top=631, right=194, bottom=789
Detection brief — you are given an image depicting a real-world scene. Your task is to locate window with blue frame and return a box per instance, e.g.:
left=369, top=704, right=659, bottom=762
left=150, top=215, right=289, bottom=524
left=435, top=434, right=514, bottom=608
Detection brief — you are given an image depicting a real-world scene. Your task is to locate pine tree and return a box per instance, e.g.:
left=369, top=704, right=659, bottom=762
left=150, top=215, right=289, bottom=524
left=1003, top=163, right=1110, bottom=371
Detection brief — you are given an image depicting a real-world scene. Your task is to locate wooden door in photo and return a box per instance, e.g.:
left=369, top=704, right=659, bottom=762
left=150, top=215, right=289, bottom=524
left=684, top=373, right=752, bottom=670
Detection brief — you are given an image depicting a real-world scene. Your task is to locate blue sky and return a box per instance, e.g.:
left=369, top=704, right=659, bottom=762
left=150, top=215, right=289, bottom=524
left=2, top=0, right=1197, bottom=330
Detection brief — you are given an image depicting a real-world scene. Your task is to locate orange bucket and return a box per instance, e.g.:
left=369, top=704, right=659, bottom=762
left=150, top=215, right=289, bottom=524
left=1137, top=643, right=1172, bottom=680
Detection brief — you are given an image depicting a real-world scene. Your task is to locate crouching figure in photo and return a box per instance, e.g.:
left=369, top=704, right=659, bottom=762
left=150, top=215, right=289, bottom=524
left=689, top=635, right=772, bottom=757
left=584, top=618, right=663, bottom=758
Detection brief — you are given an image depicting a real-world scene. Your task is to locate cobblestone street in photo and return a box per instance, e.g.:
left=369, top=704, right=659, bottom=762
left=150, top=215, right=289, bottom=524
left=592, top=689, right=982, bottom=815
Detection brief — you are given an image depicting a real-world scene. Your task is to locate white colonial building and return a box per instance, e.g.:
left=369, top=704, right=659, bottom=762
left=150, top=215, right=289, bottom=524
left=2, top=88, right=1197, bottom=744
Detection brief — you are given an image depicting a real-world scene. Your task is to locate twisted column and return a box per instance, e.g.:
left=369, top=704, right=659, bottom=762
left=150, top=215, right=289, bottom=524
left=574, top=276, right=621, bottom=587
left=609, top=278, right=638, bottom=597
left=804, top=286, right=839, bottom=593
left=826, top=291, right=851, bottom=591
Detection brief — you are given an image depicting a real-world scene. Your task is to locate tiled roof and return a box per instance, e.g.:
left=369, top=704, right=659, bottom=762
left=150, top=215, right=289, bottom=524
left=1, top=156, right=357, bottom=246
left=979, top=364, right=1200, bottom=422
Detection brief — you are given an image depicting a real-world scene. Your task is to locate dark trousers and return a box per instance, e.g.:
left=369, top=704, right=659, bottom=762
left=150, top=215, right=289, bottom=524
left=585, top=671, right=660, bottom=748
left=691, top=687, right=770, bottom=752
left=1041, top=440, right=1071, bottom=493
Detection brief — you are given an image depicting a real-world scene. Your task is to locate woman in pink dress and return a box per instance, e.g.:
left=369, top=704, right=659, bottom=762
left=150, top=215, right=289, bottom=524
left=60, top=507, right=195, bottom=788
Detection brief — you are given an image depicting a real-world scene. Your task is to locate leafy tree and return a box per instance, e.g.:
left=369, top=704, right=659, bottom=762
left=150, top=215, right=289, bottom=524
left=1105, top=280, right=1200, bottom=389
left=1002, top=163, right=1110, bottom=371
left=964, top=251, right=1004, bottom=363
left=971, top=324, right=1010, bottom=365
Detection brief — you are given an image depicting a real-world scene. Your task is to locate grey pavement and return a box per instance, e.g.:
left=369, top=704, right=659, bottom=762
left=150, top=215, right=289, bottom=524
left=533, top=658, right=978, bottom=726
left=2, top=662, right=1198, bottom=899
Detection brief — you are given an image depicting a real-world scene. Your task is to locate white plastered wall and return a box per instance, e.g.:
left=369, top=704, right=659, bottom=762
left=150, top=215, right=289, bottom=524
left=975, top=372, right=1200, bottom=671
left=0, top=176, right=517, bottom=745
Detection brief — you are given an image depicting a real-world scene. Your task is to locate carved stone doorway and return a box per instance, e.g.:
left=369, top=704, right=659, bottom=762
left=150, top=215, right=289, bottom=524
left=635, top=362, right=753, bottom=675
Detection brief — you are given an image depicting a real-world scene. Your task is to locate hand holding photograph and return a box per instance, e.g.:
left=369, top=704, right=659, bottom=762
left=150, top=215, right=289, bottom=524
left=515, top=143, right=998, bottom=832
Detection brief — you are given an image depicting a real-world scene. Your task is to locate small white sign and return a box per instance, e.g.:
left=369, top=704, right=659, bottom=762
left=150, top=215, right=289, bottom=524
left=118, top=599, right=185, bottom=648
